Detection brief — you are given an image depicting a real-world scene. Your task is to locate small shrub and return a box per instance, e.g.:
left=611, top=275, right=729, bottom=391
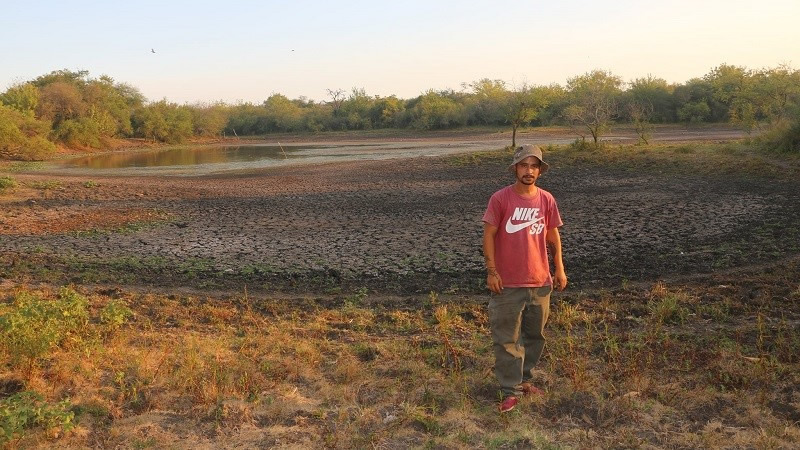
left=677, top=101, right=711, bottom=123
left=0, top=176, right=16, bottom=193
left=352, top=342, right=379, bottom=362
left=758, top=117, right=800, bottom=153
left=0, top=288, right=89, bottom=368
left=568, top=138, right=594, bottom=151
left=0, top=391, right=75, bottom=443
left=53, top=118, right=102, bottom=148
left=83, top=180, right=99, bottom=188
left=30, top=180, right=61, bottom=190
left=0, top=104, right=57, bottom=160
left=100, top=299, right=133, bottom=331
left=344, top=287, right=368, bottom=308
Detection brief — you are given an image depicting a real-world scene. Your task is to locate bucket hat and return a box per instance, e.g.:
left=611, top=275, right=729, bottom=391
left=509, top=144, right=549, bottom=174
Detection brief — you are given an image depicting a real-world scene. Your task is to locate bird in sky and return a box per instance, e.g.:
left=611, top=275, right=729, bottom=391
left=151, top=48, right=156, bottom=54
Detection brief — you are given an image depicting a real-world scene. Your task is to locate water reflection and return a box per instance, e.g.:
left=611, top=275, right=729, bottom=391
left=66, top=145, right=309, bottom=169
left=54, top=141, right=496, bottom=175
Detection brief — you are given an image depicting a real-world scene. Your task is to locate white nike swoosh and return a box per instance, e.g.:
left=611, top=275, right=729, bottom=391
left=505, top=216, right=544, bottom=233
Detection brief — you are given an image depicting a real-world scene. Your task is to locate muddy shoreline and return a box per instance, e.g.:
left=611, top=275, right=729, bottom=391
left=2, top=131, right=799, bottom=295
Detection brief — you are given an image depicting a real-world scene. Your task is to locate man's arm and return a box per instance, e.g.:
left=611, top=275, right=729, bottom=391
left=546, top=226, right=567, bottom=291
left=483, top=223, right=503, bottom=294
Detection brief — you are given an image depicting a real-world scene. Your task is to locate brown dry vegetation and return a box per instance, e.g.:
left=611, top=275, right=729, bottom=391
left=1, top=258, right=799, bottom=448
left=1, top=136, right=800, bottom=448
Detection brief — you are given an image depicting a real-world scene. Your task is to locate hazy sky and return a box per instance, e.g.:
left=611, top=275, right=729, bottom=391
left=2, top=0, right=798, bottom=104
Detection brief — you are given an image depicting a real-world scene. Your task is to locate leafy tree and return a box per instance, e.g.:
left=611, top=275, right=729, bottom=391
left=36, top=82, right=85, bottom=126
left=626, top=76, right=674, bottom=122
left=301, top=104, right=332, bottom=132
left=132, top=100, right=193, bottom=143
left=749, top=65, right=800, bottom=125
left=262, top=94, right=303, bottom=132
left=113, top=81, right=146, bottom=109
left=705, top=64, right=757, bottom=130
left=626, top=99, right=655, bottom=144
left=327, top=88, right=346, bottom=117
left=672, top=78, right=716, bottom=123
left=706, top=64, right=749, bottom=106
left=753, top=66, right=800, bottom=152
left=31, top=69, right=89, bottom=88
left=191, top=102, right=229, bottom=137
left=0, top=83, right=39, bottom=117
left=504, top=84, right=554, bottom=147
left=535, top=84, right=568, bottom=125
left=369, top=96, right=405, bottom=128
left=340, top=88, right=374, bottom=130
left=225, top=103, right=266, bottom=136
left=0, top=105, right=56, bottom=160
left=563, top=70, right=623, bottom=147
left=759, top=111, right=800, bottom=152
left=82, top=76, right=140, bottom=136
left=467, top=78, right=509, bottom=126
left=677, top=101, right=711, bottom=123
left=53, top=117, right=103, bottom=148
left=407, top=90, right=467, bottom=130
left=131, top=106, right=167, bottom=142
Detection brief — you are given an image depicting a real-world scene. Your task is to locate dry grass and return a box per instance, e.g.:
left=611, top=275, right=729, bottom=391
left=1, top=258, right=799, bottom=448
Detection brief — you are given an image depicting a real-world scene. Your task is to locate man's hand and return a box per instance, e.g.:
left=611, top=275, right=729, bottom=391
left=487, top=268, right=503, bottom=294
left=553, top=269, right=568, bottom=291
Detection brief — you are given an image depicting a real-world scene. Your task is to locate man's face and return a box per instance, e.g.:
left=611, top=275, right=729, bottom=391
left=515, top=156, right=542, bottom=186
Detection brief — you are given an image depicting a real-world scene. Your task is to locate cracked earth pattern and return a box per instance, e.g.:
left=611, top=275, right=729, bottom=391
left=1, top=150, right=799, bottom=293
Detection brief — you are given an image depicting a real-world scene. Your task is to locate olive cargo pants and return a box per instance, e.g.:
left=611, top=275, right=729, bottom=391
left=488, top=286, right=552, bottom=397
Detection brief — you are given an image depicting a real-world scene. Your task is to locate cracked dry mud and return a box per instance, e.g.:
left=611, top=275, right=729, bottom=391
left=2, top=146, right=799, bottom=294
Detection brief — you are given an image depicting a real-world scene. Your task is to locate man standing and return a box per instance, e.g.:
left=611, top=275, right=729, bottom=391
left=482, top=144, right=567, bottom=413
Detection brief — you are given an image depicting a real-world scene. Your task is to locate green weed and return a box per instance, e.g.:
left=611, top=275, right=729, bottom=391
left=433, top=304, right=462, bottom=373
left=100, top=299, right=133, bottom=331
left=647, top=284, right=691, bottom=325
left=131, top=437, right=158, bottom=449
left=0, top=288, right=89, bottom=371
left=29, top=180, right=62, bottom=190
left=648, top=294, right=689, bottom=324
left=0, top=176, right=16, bottom=193
left=401, top=403, right=443, bottom=435
left=344, top=287, right=368, bottom=308
left=0, top=391, right=75, bottom=444
left=568, top=137, right=596, bottom=151
left=4, top=162, right=46, bottom=173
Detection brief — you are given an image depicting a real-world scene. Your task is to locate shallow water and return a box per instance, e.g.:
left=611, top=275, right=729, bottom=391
left=55, top=141, right=508, bottom=176
left=65, top=144, right=312, bottom=169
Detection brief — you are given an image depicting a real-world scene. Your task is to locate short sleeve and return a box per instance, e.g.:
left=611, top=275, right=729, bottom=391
left=546, top=194, right=563, bottom=230
left=482, top=193, right=502, bottom=227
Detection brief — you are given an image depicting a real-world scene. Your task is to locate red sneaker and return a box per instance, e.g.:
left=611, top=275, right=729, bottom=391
left=520, top=383, right=544, bottom=396
left=499, top=396, right=518, bottom=413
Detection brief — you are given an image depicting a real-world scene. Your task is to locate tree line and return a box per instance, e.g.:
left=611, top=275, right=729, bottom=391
left=1, top=65, right=799, bottom=160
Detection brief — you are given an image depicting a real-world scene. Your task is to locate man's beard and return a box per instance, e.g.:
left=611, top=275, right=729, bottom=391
left=518, top=175, right=535, bottom=185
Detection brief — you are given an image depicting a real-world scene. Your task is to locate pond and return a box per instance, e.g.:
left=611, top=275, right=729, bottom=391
left=54, top=140, right=510, bottom=176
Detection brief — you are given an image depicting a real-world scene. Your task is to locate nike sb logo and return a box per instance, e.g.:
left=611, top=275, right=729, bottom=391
left=505, top=207, right=545, bottom=234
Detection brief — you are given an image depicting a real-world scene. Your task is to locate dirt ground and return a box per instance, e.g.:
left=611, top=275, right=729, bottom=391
left=2, top=129, right=800, bottom=448
left=0, top=128, right=797, bottom=295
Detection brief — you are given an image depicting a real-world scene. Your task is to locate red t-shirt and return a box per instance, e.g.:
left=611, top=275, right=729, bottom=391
left=482, top=185, right=563, bottom=287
